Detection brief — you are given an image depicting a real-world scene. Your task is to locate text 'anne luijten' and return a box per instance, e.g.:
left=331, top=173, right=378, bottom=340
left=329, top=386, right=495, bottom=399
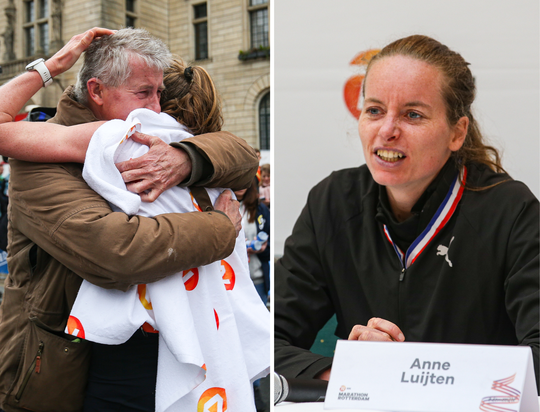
left=401, top=358, right=455, bottom=387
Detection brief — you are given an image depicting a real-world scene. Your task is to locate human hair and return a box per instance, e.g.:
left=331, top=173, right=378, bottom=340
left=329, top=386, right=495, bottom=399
left=74, top=28, right=171, bottom=105
left=260, top=163, right=270, bottom=175
left=365, top=35, right=505, bottom=175
left=160, top=58, right=223, bottom=135
left=242, top=176, right=260, bottom=223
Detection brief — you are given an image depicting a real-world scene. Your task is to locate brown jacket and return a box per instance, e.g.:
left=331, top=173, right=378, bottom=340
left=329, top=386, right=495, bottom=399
left=0, top=88, right=258, bottom=411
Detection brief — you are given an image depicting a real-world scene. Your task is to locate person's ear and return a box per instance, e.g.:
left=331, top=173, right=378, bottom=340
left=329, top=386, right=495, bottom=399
left=449, top=116, right=469, bottom=152
left=86, top=78, right=105, bottom=106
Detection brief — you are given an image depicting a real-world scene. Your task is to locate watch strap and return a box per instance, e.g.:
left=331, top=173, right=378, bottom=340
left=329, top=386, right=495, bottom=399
left=27, top=59, right=53, bottom=87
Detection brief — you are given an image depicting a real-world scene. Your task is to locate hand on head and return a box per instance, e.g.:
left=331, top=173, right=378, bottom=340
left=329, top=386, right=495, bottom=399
left=348, top=317, right=405, bottom=342
left=46, top=27, right=115, bottom=78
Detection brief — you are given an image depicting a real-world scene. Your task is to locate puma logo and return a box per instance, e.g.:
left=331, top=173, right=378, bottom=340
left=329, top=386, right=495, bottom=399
left=436, top=236, right=454, bottom=267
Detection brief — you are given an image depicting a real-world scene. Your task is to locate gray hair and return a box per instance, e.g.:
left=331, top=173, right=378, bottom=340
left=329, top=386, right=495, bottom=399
left=73, top=28, right=172, bottom=105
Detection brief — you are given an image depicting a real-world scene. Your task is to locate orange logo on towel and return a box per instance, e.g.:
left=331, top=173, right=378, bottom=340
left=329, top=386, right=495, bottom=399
left=343, top=49, right=380, bottom=119
left=120, top=123, right=140, bottom=144
left=197, top=387, right=227, bottom=412
left=220, top=260, right=235, bottom=291
left=138, top=284, right=153, bottom=310
left=183, top=268, right=199, bottom=291
left=190, top=192, right=203, bottom=212
left=66, top=316, right=85, bottom=339
left=214, top=309, right=219, bottom=330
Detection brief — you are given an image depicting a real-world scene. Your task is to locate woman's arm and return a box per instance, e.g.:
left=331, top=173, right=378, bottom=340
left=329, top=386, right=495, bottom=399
left=0, top=27, right=113, bottom=162
left=0, top=121, right=104, bottom=163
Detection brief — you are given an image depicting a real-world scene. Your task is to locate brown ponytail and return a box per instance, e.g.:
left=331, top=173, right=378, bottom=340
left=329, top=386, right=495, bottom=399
left=160, top=57, right=223, bottom=135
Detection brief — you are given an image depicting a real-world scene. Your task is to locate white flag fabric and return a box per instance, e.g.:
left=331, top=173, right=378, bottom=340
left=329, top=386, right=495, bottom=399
left=67, top=109, right=270, bottom=412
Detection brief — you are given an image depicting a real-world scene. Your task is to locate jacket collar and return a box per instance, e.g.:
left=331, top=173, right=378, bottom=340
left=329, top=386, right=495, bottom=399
left=48, top=85, right=99, bottom=126
left=376, top=159, right=458, bottom=252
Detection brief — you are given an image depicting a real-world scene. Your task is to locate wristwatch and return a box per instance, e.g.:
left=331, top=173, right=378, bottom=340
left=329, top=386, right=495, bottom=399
left=25, top=58, right=53, bottom=87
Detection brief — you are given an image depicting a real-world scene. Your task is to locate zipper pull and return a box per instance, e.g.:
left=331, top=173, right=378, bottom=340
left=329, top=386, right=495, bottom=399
left=35, top=342, right=44, bottom=374
left=399, top=268, right=406, bottom=282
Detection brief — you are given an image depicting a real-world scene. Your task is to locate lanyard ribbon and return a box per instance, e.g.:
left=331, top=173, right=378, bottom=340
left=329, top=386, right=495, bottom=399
left=383, top=167, right=467, bottom=269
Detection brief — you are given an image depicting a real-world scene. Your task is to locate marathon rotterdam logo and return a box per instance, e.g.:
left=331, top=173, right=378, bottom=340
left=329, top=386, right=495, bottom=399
left=183, top=268, right=199, bottom=291
left=343, top=49, right=380, bottom=119
left=66, top=316, right=85, bottom=339
left=197, top=387, right=227, bottom=412
left=479, top=374, right=521, bottom=412
left=214, top=308, right=220, bottom=330
left=220, top=260, right=235, bottom=291
left=336, top=385, right=369, bottom=401
left=137, top=284, right=153, bottom=310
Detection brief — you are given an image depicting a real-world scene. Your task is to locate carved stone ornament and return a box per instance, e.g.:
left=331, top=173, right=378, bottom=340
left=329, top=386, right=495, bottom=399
left=50, top=0, right=64, bottom=53
left=2, top=0, right=16, bottom=61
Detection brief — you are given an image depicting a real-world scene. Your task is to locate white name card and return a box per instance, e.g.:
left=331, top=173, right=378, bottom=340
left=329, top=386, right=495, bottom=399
left=325, top=340, right=538, bottom=412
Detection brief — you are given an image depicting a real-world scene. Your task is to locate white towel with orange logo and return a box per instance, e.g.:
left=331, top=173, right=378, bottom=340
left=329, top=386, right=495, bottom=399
left=66, top=109, right=270, bottom=412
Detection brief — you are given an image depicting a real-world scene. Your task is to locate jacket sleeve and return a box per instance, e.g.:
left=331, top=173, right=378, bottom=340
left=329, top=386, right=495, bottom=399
left=8, top=159, right=236, bottom=291
left=274, top=193, right=335, bottom=379
left=502, top=183, right=540, bottom=390
left=171, top=131, right=258, bottom=191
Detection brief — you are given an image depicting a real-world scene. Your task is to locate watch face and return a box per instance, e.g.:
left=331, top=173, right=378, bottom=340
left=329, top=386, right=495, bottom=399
left=26, top=58, right=44, bottom=70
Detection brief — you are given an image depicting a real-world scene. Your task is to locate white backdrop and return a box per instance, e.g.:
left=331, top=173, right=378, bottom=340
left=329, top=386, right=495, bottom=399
left=273, top=0, right=539, bottom=256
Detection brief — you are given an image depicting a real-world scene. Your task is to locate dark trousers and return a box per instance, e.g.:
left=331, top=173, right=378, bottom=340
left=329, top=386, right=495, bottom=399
left=83, top=329, right=159, bottom=412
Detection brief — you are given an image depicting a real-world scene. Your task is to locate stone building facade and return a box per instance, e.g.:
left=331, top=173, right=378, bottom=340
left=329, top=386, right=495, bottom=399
left=0, top=0, right=270, bottom=151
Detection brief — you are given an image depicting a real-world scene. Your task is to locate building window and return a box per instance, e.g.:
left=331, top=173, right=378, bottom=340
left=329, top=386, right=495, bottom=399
left=249, top=0, right=268, bottom=49
left=193, top=2, right=208, bottom=60
left=259, top=92, right=270, bottom=150
left=25, top=27, right=35, bottom=56
left=25, top=1, right=34, bottom=22
left=126, top=0, right=137, bottom=28
left=23, top=0, right=49, bottom=57
left=39, top=23, right=49, bottom=54
left=39, top=0, right=48, bottom=19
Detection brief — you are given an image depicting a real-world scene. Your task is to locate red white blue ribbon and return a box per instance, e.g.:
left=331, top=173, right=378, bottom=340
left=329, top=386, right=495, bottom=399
left=383, top=167, right=467, bottom=269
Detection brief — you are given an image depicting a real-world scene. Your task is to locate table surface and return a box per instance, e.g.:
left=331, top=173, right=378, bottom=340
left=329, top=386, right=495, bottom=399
left=275, top=402, right=366, bottom=411
left=275, top=398, right=540, bottom=411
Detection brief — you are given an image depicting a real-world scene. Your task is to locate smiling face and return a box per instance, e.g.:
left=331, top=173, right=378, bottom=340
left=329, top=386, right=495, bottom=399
left=261, top=171, right=270, bottom=187
left=358, top=55, right=468, bottom=207
left=90, top=57, right=164, bottom=121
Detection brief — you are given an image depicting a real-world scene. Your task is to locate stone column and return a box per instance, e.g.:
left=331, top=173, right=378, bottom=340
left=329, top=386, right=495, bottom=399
left=50, top=0, right=63, bottom=53
left=2, top=0, right=16, bottom=61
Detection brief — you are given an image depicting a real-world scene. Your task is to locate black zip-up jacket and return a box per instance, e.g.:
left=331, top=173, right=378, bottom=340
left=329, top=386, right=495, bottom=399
left=274, top=162, right=539, bottom=390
